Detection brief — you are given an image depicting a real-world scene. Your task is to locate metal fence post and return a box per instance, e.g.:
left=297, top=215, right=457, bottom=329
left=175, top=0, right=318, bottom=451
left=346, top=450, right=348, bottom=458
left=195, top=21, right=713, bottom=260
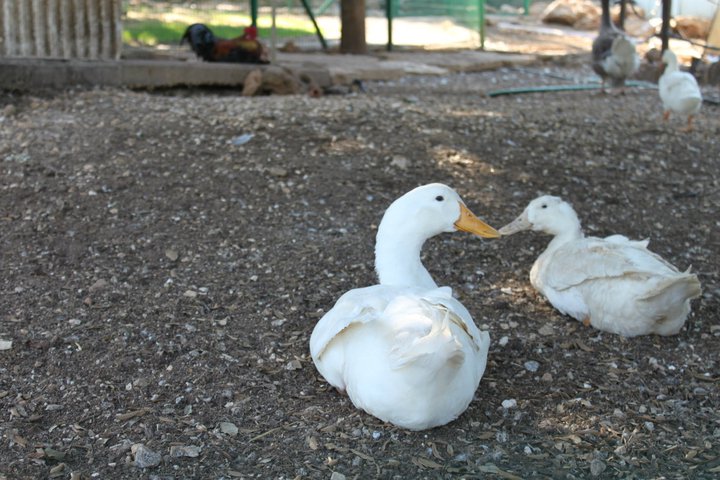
left=386, top=0, right=393, bottom=51
left=479, top=0, right=485, bottom=50
left=251, top=0, right=258, bottom=26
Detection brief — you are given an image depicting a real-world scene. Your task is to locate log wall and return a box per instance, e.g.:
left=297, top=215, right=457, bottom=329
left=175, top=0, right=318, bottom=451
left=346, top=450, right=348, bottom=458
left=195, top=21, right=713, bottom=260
left=0, top=0, right=122, bottom=59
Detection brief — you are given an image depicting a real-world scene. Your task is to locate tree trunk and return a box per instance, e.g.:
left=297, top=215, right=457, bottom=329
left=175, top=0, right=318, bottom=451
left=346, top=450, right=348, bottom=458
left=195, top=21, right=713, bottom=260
left=340, top=0, right=366, bottom=54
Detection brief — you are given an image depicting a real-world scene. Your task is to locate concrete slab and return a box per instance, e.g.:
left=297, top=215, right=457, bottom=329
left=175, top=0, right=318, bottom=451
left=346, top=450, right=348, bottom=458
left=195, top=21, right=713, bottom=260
left=0, top=57, right=259, bottom=90
left=0, top=50, right=538, bottom=90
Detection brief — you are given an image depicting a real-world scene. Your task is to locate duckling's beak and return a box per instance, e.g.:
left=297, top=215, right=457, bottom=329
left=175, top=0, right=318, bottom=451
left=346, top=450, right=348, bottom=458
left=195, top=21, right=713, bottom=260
left=498, top=211, right=531, bottom=236
left=455, top=203, right=500, bottom=238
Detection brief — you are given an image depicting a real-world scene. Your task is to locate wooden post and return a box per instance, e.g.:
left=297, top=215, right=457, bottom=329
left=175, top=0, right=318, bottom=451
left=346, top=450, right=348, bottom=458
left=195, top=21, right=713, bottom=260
left=113, top=0, right=122, bottom=59
left=340, top=0, right=366, bottom=54
left=87, top=0, right=99, bottom=59
left=59, top=0, right=73, bottom=58
left=47, top=0, right=60, bottom=57
left=17, top=0, right=31, bottom=56
left=33, top=0, right=47, bottom=56
left=74, top=0, right=86, bottom=58
left=100, top=0, right=111, bottom=59
left=2, top=0, right=17, bottom=56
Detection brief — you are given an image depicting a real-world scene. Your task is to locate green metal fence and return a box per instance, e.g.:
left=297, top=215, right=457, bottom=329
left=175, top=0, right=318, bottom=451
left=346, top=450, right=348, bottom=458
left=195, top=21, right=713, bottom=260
left=386, top=0, right=486, bottom=50
left=486, top=0, right=530, bottom=15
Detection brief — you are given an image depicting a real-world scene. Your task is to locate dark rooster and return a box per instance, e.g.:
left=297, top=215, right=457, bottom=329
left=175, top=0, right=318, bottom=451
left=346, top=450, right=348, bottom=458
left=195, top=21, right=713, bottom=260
left=181, top=24, right=269, bottom=64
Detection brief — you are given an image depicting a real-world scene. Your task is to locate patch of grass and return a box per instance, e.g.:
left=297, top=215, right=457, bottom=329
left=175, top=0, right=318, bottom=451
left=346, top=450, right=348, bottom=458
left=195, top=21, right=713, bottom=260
left=123, top=7, right=317, bottom=46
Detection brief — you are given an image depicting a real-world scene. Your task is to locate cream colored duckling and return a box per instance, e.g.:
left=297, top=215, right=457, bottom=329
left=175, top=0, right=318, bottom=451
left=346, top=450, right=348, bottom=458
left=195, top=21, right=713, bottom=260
left=310, top=184, right=499, bottom=430
left=659, top=49, right=703, bottom=132
left=499, top=196, right=701, bottom=337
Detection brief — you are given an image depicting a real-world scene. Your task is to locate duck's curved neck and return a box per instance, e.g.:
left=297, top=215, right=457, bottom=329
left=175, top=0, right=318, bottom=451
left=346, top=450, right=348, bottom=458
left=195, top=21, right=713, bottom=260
left=601, top=0, right=612, bottom=29
left=547, top=225, right=584, bottom=252
left=664, top=54, right=679, bottom=74
left=375, top=232, right=437, bottom=289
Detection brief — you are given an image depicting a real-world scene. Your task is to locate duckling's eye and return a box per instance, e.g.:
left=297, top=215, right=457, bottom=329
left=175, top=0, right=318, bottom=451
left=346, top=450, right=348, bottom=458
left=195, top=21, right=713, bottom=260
left=435, top=195, right=444, bottom=202
left=541, top=204, right=548, bottom=209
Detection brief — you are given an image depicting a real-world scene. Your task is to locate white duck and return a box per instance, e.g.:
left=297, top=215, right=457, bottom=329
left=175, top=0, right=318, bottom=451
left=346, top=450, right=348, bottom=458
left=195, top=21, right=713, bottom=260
left=499, top=196, right=701, bottom=337
left=310, top=184, right=498, bottom=430
left=659, top=49, right=703, bottom=132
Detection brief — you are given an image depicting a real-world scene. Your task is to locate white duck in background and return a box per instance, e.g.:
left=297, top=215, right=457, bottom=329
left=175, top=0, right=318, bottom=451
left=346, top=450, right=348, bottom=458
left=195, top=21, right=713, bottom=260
left=499, top=196, right=701, bottom=337
left=659, top=49, right=703, bottom=132
left=592, top=0, right=639, bottom=93
left=310, top=184, right=499, bottom=430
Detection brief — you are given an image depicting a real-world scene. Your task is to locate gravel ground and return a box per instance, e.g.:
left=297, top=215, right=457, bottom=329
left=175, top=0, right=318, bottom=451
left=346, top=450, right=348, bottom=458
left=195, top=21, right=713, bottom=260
left=1, top=58, right=719, bottom=479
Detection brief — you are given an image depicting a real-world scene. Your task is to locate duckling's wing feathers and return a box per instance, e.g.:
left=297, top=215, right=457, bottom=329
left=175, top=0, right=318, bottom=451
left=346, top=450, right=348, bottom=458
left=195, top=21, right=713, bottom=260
left=544, top=237, right=681, bottom=291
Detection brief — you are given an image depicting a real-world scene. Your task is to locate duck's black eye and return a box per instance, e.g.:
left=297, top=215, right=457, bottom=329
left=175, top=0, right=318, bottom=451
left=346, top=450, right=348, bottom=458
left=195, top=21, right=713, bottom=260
left=541, top=204, right=548, bottom=209
left=435, top=195, right=444, bottom=202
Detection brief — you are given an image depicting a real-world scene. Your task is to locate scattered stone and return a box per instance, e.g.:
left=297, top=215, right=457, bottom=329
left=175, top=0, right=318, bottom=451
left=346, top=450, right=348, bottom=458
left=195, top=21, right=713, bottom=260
left=169, top=445, right=201, bottom=458
left=390, top=155, right=410, bottom=169
left=590, top=459, right=606, bottom=476
left=165, top=249, right=179, bottom=261
left=541, top=373, right=553, bottom=382
left=285, top=359, right=302, bottom=370
left=498, top=336, right=509, bottom=347
left=524, top=360, right=540, bottom=372
left=260, top=66, right=303, bottom=95
left=183, top=290, right=198, bottom=299
left=0, top=339, right=12, bottom=350
left=538, top=325, right=554, bottom=336
left=132, top=444, right=162, bottom=469
left=44, top=448, right=66, bottom=461
left=268, top=167, right=288, bottom=177
left=88, top=278, right=109, bottom=292
left=231, top=133, right=255, bottom=146
left=675, top=16, right=710, bottom=40
left=49, top=463, right=66, bottom=478
left=242, top=69, right=263, bottom=97
left=644, top=421, right=655, bottom=432
left=219, top=422, right=239, bottom=436
left=330, top=472, right=346, bottom=480
left=501, top=399, right=517, bottom=409
left=541, top=0, right=600, bottom=29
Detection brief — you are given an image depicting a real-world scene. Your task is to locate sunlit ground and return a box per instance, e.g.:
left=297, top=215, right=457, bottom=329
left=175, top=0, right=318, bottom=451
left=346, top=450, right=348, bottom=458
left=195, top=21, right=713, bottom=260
left=123, top=6, right=317, bottom=46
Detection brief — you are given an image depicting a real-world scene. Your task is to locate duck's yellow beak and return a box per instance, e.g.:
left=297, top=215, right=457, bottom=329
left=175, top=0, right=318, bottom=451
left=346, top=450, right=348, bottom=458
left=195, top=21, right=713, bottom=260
left=455, top=203, right=500, bottom=239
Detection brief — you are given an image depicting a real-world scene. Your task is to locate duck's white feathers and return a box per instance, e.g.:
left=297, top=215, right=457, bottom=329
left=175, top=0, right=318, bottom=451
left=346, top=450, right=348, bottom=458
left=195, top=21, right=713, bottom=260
left=659, top=49, right=702, bottom=120
left=659, top=71, right=702, bottom=116
left=503, top=196, right=701, bottom=337
left=535, top=236, right=677, bottom=292
left=310, top=284, right=490, bottom=430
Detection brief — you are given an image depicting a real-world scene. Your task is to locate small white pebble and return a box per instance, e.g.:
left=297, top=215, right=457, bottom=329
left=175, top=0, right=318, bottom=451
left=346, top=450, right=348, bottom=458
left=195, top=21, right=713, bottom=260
left=524, top=360, right=540, bottom=372
left=498, top=336, right=509, bottom=347
left=502, top=399, right=517, bottom=409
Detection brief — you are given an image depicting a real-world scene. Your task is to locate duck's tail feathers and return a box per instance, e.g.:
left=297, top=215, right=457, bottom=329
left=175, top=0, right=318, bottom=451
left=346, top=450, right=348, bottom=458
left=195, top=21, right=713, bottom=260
left=641, top=273, right=701, bottom=302
left=640, top=273, right=701, bottom=334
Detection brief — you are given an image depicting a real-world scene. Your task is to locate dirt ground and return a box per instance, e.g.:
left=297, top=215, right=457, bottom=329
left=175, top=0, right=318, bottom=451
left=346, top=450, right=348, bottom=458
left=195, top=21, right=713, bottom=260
left=2, top=44, right=720, bottom=480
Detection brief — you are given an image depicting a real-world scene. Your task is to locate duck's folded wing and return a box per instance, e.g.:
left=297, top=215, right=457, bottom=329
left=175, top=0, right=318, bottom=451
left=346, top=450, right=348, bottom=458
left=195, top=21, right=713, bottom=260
left=422, top=287, right=489, bottom=352
left=309, top=285, right=406, bottom=360
left=544, top=238, right=681, bottom=291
